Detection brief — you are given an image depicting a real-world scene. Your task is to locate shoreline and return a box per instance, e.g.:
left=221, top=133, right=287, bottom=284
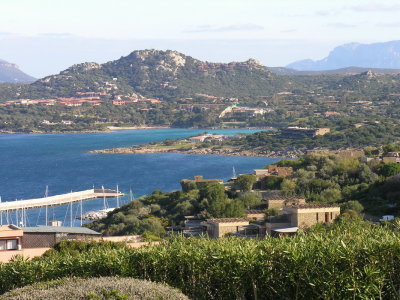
left=89, top=145, right=304, bottom=159
left=0, top=126, right=273, bottom=135
left=106, top=126, right=171, bottom=130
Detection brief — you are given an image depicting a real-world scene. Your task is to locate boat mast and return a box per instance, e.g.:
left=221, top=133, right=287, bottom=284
left=116, top=184, right=120, bottom=208
left=45, top=186, right=49, bottom=226
left=80, top=198, right=83, bottom=226
left=70, top=191, right=73, bottom=227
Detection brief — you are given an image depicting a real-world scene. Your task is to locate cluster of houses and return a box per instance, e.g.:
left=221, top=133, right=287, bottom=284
left=0, top=92, right=162, bottom=107
left=178, top=164, right=341, bottom=238
left=42, top=120, right=74, bottom=126
left=363, top=151, right=400, bottom=164
left=187, top=134, right=239, bottom=143
left=172, top=190, right=340, bottom=239
left=219, top=105, right=272, bottom=118
left=280, top=126, right=331, bottom=138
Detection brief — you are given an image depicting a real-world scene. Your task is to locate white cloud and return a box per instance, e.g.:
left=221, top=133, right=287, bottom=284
left=184, top=23, right=264, bottom=33
left=38, top=32, right=74, bottom=38
left=327, top=22, right=356, bottom=28
left=376, top=22, right=400, bottom=27
left=349, top=3, right=400, bottom=12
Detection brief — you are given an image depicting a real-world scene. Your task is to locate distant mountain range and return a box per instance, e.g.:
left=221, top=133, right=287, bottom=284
left=0, top=59, right=36, bottom=83
left=287, top=40, right=400, bottom=71
left=3, top=48, right=400, bottom=101
left=270, top=66, right=400, bottom=76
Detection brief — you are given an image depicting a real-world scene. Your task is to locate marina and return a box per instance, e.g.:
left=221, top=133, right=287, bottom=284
left=0, top=187, right=124, bottom=226
left=0, top=188, right=124, bottom=212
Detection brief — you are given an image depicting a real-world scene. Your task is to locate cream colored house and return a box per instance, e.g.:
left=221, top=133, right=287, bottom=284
left=204, top=218, right=249, bottom=238
left=265, top=204, right=340, bottom=236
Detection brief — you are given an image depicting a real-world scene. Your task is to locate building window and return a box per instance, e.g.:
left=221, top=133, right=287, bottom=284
left=0, top=239, right=18, bottom=250
left=316, top=213, right=319, bottom=221
left=325, top=212, right=329, bottom=222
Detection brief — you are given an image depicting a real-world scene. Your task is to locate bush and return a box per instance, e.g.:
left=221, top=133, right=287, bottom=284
left=1, top=221, right=399, bottom=299
left=340, top=200, right=364, bottom=214
left=0, top=277, right=189, bottom=300
left=235, top=174, right=257, bottom=191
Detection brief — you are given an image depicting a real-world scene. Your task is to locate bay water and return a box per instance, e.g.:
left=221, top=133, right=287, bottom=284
left=0, top=128, right=278, bottom=226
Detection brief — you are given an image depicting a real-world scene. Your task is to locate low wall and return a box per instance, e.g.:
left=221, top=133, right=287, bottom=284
left=0, top=248, right=50, bottom=263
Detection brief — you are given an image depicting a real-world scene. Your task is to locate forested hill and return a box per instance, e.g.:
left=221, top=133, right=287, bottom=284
left=4, top=49, right=400, bottom=101
left=19, top=50, right=286, bottom=99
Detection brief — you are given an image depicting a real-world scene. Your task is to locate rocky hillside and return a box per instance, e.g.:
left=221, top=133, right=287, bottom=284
left=287, top=40, right=400, bottom=71
left=0, top=59, right=35, bottom=83
left=23, top=50, right=285, bottom=99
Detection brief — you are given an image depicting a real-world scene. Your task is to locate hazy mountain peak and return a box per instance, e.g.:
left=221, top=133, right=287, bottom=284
left=0, top=59, right=36, bottom=83
left=287, top=40, right=400, bottom=71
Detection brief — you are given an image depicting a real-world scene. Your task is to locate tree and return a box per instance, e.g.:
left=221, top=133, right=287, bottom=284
left=381, top=163, right=400, bottom=177
left=238, top=193, right=262, bottom=209
left=383, top=143, right=400, bottom=154
left=320, top=188, right=342, bottom=203
left=224, top=199, right=245, bottom=218
left=236, top=175, right=257, bottom=191
left=200, top=182, right=229, bottom=217
left=281, top=179, right=296, bottom=196
left=262, top=176, right=283, bottom=189
left=340, top=200, right=364, bottom=214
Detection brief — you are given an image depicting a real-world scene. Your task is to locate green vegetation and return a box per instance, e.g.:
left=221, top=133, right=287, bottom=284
left=1, top=220, right=400, bottom=299
left=1, top=50, right=400, bottom=135
left=274, top=153, right=400, bottom=216
left=86, top=151, right=400, bottom=236
left=235, top=174, right=257, bottom=191
left=86, top=184, right=247, bottom=236
left=0, top=277, right=189, bottom=300
left=222, top=118, right=400, bottom=151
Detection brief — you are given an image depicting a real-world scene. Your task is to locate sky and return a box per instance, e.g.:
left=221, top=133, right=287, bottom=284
left=1, top=0, right=400, bottom=77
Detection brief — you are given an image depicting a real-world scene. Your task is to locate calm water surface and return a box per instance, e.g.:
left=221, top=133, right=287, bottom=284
left=0, top=128, right=278, bottom=226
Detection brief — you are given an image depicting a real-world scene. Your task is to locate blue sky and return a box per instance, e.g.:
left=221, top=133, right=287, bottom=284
left=1, top=0, right=400, bottom=77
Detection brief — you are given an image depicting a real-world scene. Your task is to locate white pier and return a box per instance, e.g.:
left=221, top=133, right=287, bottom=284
left=0, top=189, right=124, bottom=212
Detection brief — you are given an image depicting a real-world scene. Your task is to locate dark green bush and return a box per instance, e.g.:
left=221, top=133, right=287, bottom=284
left=0, top=277, right=189, bottom=300
left=1, top=221, right=399, bottom=299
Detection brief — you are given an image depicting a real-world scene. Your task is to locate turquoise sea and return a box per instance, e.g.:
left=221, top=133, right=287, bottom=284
left=0, top=128, right=279, bottom=226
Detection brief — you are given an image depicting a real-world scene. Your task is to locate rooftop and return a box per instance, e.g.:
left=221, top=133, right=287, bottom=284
left=271, top=227, right=299, bottom=233
left=264, top=195, right=305, bottom=201
left=22, top=226, right=101, bottom=235
left=288, top=204, right=340, bottom=209
left=0, top=224, right=21, bottom=231
left=206, top=218, right=249, bottom=223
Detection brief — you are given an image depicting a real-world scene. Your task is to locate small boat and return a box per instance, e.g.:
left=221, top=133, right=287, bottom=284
left=77, top=208, right=115, bottom=221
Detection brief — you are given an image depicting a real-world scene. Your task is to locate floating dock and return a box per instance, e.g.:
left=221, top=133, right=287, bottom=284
left=0, top=189, right=124, bottom=212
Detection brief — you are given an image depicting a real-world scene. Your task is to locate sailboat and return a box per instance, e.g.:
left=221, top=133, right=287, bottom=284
left=77, top=185, right=119, bottom=221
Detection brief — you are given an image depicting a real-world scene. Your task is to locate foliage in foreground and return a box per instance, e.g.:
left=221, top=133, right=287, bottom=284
left=1, top=220, right=400, bottom=299
left=0, top=277, right=189, bottom=300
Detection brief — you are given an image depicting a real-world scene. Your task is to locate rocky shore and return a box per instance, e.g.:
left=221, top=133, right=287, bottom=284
left=89, top=145, right=304, bottom=158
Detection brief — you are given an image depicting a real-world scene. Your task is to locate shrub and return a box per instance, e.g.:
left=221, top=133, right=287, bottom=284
left=0, top=277, right=189, bottom=300
left=0, top=221, right=399, bottom=299
left=235, top=175, right=257, bottom=191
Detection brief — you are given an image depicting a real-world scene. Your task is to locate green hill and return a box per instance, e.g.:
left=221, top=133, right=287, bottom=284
left=20, top=50, right=285, bottom=99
